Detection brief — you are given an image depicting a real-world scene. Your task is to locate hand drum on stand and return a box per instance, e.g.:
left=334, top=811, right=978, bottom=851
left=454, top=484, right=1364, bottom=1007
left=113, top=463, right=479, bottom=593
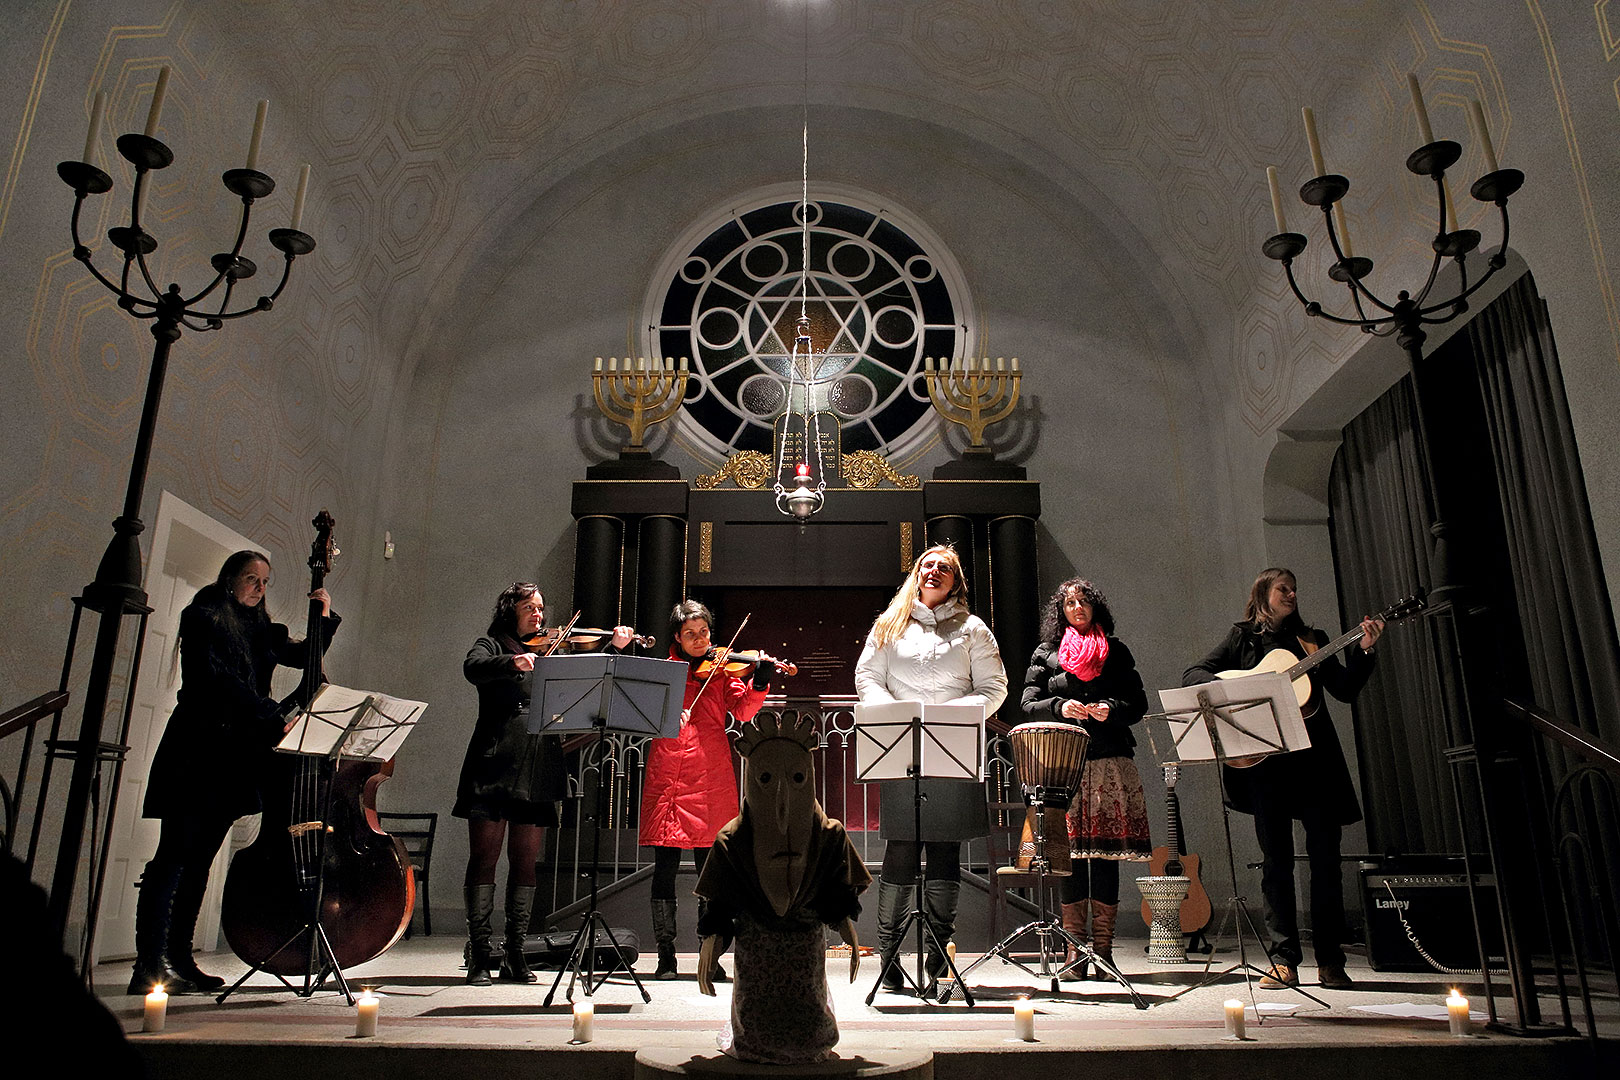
left=1007, top=722, right=1089, bottom=875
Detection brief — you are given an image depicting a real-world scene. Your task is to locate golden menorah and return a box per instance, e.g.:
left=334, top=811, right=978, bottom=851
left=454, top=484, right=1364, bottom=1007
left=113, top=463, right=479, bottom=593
left=923, top=356, right=1022, bottom=450
left=592, top=356, right=690, bottom=451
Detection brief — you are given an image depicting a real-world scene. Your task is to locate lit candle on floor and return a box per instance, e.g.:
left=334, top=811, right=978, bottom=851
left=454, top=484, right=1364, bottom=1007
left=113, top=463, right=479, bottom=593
left=142, top=986, right=168, bottom=1033
left=572, top=998, right=595, bottom=1043
left=1013, top=996, right=1035, bottom=1042
left=1446, top=990, right=1469, bottom=1037
left=1224, top=998, right=1247, bottom=1039
left=946, top=940, right=956, bottom=969
left=354, top=988, right=380, bottom=1037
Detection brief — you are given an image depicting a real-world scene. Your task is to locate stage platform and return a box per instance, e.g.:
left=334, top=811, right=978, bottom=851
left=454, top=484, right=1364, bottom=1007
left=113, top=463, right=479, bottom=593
left=97, top=935, right=1615, bottom=1080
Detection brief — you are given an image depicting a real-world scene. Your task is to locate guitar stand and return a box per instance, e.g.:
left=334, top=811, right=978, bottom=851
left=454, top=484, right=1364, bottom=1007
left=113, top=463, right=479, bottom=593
left=544, top=716, right=651, bottom=1006
left=942, top=791, right=1146, bottom=1008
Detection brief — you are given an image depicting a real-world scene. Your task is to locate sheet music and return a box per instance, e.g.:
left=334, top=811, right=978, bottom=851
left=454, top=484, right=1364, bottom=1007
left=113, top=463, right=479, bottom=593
left=1155, top=673, right=1308, bottom=763
left=277, top=683, right=425, bottom=761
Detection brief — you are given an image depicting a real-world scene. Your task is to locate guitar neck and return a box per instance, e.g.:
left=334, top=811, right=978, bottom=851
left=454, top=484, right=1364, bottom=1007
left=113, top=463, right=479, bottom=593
left=1165, top=788, right=1185, bottom=858
left=1284, top=624, right=1364, bottom=682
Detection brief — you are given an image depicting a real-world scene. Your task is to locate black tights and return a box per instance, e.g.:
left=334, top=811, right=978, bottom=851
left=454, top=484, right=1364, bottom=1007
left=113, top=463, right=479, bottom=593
left=650, top=845, right=710, bottom=900
left=464, top=818, right=543, bottom=888
left=880, top=840, right=961, bottom=885
left=1059, top=857, right=1120, bottom=905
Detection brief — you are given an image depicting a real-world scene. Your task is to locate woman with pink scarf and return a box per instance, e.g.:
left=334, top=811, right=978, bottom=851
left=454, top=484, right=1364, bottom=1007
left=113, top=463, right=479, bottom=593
left=1019, top=578, right=1150, bottom=977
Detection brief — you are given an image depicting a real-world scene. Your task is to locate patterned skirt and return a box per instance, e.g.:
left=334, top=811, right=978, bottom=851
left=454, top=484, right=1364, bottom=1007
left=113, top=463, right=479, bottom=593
left=1066, top=757, right=1151, bottom=860
left=718, top=913, right=839, bottom=1064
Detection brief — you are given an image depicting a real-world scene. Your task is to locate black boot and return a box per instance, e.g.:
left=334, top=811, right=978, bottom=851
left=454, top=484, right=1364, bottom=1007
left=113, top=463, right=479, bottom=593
left=922, top=879, right=961, bottom=995
left=874, top=880, right=915, bottom=992
left=696, top=899, right=727, bottom=982
left=465, top=884, right=496, bottom=986
left=127, top=863, right=199, bottom=995
left=499, top=884, right=538, bottom=983
left=167, top=870, right=224, bottom=992
left=651, top=898, right=678, bottom=979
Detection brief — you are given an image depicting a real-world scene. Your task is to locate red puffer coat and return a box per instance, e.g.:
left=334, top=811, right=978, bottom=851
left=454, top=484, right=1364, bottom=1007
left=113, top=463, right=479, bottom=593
left=638, top=654, right=768, bottom=849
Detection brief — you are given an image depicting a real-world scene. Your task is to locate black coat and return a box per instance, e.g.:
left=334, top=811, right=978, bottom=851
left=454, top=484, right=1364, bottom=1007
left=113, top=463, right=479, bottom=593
left=143, top=586, right=340, bottom=820
left=1182, top=616, right=1372, bottom=825
left=1019, top=637, right=1148, bottom=760
left=452, top=636, right=566, bottom=822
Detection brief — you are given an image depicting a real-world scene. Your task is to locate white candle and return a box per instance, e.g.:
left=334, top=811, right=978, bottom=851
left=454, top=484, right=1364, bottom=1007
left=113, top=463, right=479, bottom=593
left=1013, top=996, right=1035, bottom=1041
left=1333, top=204, right=1354, bottom=259
left=678, top=356, right=688, bottom=372
left=594, top=357, right=603, bottom=372
left=1408, top=74, right=1435, bottom=144
left=1224, top=998, right=1247, bottom=1039
left=1469, top=100, right=1500, bottom=173
left=1446, top=991, right=1469, bottom=1037
left=354, top=989, right=379, bottom=1037
left=925, top=356, right=935, bottom=372
left=82, top=91, right=107, bottom=163
left=1302, top=106, right=1327, bottom=177
left=1010, top=357, right=1019, bottom=371
left=608, top=357, right=618, bottom=372
left=143, top=66, right=170, bottom=138
left=1266, top=165, right=1289, bottom=234
left=290, top=164, right=310, bottom=230
left=142, top=987, right=168, bottom=1033
left=246, top=100, right=268, bottom=170
left=572, top=998, right=594, bottom=1043
left=946, top=940, right=957, bottom=968
left=1443, top=178, right=1460, bottom=233
left=995, top=357, right=1005, bottom=372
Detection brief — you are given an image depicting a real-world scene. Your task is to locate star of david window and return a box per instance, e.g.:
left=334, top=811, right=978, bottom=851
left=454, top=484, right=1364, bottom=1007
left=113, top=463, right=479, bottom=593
left=647, top=190, right=972, bottom=463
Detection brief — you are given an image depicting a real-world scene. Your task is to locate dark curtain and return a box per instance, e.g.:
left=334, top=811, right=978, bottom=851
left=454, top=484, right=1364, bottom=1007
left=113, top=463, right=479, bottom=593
left=1328, top=272, right=1620, bottom=853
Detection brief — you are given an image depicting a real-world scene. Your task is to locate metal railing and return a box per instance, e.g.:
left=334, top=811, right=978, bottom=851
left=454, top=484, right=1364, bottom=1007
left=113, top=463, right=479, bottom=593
left=0, top=691, right=71, bottom=859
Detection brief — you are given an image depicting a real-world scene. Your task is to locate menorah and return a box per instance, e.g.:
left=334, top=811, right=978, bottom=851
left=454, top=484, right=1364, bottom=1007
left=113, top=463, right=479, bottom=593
left=45, top=71, right=315, bottom=947
left=923, top=356, right=1023, bottom=454
left=591, top=356, right=689, bottom=453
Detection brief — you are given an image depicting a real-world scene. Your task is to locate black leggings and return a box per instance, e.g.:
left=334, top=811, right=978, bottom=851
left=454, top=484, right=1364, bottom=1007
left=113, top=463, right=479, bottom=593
left=1059, top=857, right=1120, bottom=905
left=880, top=840, right=961, bottom=885
left=650, top=845, right=710, bottom=900
left=465, top=818, right=543, bottom=888
left=147, top=814, right=235, bottom=893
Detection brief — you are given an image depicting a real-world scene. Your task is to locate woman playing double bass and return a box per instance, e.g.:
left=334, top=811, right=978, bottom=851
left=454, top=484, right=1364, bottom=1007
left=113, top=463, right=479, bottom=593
left=132, top=550, right=338, bottom=994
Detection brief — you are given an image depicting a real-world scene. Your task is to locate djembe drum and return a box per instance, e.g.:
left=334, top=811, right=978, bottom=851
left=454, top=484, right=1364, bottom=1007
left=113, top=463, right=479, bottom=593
left=1007, top=722, right=1090, bottom=876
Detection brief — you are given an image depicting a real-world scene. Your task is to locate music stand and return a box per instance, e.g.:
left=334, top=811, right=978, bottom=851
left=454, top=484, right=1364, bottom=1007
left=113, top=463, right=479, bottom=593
left=1149, top=673, right=1328, bottom=1012
left=854, top=700, right=982, bottom=1007
left=218, top=685, right=425, bottom=1004
left=532, top=652, right=685, bottom=1005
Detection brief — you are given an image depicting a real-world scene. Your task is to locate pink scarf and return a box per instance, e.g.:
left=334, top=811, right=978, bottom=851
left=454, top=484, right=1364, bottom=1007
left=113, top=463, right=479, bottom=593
left=1057, top=625, right=1109, bottom=682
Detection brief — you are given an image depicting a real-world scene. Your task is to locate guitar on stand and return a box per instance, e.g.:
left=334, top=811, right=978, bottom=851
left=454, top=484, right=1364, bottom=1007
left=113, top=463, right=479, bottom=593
left=1139, top=764, right=1212, bottom=957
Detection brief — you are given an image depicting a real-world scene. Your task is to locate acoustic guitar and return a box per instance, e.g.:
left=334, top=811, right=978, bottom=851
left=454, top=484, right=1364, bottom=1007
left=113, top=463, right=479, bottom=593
left=1139, top=763, right=1211, bottom=939
left=1214, top=592, right=1426, bottom=766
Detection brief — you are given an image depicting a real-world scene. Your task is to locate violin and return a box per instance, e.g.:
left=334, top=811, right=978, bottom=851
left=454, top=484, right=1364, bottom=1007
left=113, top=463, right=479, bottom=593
left=522, top=626, right=655, bottom=652
left=693, top=647, right=798, bottom=679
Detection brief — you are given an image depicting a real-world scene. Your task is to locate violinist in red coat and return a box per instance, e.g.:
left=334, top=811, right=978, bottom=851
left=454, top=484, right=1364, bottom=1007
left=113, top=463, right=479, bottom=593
left=639, top=599, right=781, bottom=979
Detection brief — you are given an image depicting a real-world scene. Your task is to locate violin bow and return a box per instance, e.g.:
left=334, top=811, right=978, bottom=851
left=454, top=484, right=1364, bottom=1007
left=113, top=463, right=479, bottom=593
left=686, top=612, right=750, bottom=716
left=538, top=610, right=584, bottom=657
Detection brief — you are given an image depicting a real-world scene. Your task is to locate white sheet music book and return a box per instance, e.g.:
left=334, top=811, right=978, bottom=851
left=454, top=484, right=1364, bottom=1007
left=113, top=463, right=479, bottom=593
left=276, top=683, right=426, bottom=761
left=853, top=700, right=985, bottom=782
left=1156, top=673, right=1308, bottom=763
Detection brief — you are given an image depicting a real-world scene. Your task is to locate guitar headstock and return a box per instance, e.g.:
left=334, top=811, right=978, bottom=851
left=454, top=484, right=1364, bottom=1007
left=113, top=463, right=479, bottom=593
left=1377, top=590, right=1427, bottom=623
left=1162, top=762, right=1181, bottom=789
left=309, top=509, right=339, bottom=581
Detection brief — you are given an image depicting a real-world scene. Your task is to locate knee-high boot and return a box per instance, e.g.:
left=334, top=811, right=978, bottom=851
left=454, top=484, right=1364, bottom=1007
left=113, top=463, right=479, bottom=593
left=874, top=880, right=914, bottom=991
left=922, top=879, right=960, bottom=992
left=499, top=884, right=537, bottom=983
left=696, top=898, right=727, bottom=982
left=1060, top=900, right=1090, bottom=981
left=651, top=898, right=679, bottom=979
left=167, top=870, right=224, bottom=992
left=128, top=863, right=199, bottom=995
left=465, top=884, right=496, bottom=986
left=1091, top=900, right=1119, bottom=968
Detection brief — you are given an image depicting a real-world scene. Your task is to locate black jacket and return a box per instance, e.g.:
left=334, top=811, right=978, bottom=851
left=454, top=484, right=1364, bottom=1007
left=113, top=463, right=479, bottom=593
left=452, top=635, right=567, bottom=816
left=143, top=586, right=340, bottom=820
left=1182, top=616, right=1371, bottom=825
left=1019, top=637, right=1148, bottom=760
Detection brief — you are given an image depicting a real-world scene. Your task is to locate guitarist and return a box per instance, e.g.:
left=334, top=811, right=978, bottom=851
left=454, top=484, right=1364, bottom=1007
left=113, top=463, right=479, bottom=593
left=1182, top=568, right=1382, bottom=992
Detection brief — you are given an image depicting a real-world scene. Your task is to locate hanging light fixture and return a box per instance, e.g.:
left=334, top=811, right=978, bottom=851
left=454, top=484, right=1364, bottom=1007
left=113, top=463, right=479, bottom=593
left=774, top=18, right=827, bottom=521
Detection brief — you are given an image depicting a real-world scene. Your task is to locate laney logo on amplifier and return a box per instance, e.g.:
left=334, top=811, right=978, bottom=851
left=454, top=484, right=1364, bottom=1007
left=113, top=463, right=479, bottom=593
left=1374, top=897, right=1410, bottom=910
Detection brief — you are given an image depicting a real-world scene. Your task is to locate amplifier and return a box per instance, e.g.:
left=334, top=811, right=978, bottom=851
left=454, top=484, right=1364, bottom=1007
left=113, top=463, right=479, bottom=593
left=1360, top=862, right=1505, bottom=973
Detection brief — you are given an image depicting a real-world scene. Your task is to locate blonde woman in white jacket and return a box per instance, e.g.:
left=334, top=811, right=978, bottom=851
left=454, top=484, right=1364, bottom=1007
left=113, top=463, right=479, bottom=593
left=855, top=544, right=1007, bottom=993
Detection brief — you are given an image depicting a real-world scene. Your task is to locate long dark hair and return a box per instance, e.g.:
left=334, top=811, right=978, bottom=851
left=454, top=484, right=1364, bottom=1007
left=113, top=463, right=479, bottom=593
left=1244, top=567, right=1299, bottom=630
left=488, top=581, right=542, bottom=638
left=1037, top=577, right=1115, bottom=645
left=179, top=551, right=273, bottom=668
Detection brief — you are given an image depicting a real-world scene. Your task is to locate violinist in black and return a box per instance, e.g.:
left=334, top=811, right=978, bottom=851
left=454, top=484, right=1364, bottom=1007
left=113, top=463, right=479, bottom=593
left=1183, top=568, right=1381, bottom=991
left=454, top=582, right=634, bottom=985
left=133, top=550, right=338, bottom=995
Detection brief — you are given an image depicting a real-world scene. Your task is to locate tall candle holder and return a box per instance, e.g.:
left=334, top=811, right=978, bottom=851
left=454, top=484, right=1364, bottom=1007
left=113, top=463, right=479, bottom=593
left=924, top=356, right=1025, bottom=479
left=43, top=102, right=315, bottom=948
left=587, top=356, right=688, bottom=480
left=1260, top=92, right=1558, bottom=1035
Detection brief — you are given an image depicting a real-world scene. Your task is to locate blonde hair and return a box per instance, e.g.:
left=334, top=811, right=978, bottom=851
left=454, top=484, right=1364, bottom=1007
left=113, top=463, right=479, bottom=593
left=868, top=544, right=970, bottom=650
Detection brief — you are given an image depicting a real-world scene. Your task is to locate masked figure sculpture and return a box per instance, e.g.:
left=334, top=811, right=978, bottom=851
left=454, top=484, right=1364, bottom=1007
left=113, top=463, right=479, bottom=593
left=694, top=715, right=872, bottom=1063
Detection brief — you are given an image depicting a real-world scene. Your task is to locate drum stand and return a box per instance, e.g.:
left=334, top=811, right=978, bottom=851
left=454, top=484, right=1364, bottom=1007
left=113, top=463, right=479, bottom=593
left=942, top=788, right=1147, bottom=1008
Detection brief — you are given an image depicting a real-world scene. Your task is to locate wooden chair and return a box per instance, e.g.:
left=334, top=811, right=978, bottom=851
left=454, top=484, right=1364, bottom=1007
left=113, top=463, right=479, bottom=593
left=378, top=812, right=438, bottom=936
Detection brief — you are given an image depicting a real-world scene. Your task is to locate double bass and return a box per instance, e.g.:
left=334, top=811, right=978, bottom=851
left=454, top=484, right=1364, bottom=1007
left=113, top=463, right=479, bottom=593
left=220, top=511, right=415, bottom=983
